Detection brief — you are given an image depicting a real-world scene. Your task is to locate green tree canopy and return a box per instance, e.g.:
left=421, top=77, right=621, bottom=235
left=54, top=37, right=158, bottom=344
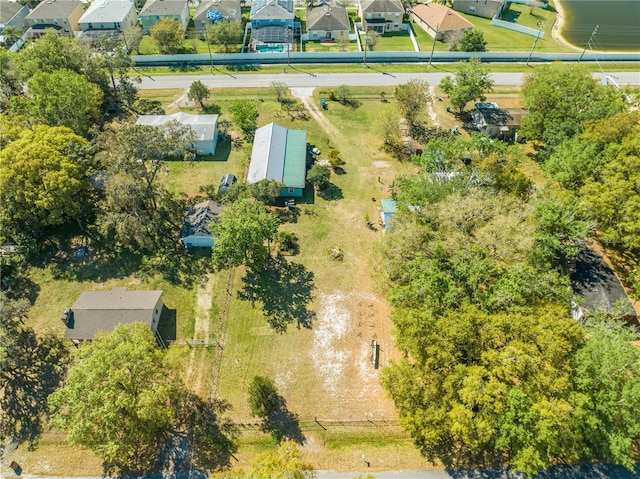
left=0, top=125, right=92, bottom=238
left=439, top=58, right=493, bottom=113
left=306, top=164, right=331, bottom=191
left=248, top=375, right=282, bottom=419
left=460, top=29, right=487, bottom=52
left=12, top=69, right=103, bottom=136
left=519, top=63, right=624, bottom=149
left=394, top=79, right=429, bottom=127
left=150, top=18, right=184, bottom=54
left=249, top=179, right=285, bottom=205
left=188, top=80, right=210, bottom=108
left=229, top=100, right=259, bottom=138
left=205, top=20, right=243, bottom=53
left=210, top=198, right=279, bottom=271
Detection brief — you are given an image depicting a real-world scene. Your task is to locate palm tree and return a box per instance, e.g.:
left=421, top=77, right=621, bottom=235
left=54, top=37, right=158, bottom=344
left=2, top=26, right=22, bottom=47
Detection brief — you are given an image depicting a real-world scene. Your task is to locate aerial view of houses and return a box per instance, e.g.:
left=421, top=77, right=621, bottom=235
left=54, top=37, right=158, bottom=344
left=1, top=0, right=640, bottom=476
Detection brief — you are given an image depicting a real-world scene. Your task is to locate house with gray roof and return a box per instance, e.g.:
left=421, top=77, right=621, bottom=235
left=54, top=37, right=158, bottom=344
left=248, top=122, right=307, bottom=197
left=306, top=1, right=350, bottom=41
left=25, top=0, right=84, bottom=38
left=63, top=287, right=164, bottom=342
left=0, top=0, right=29, bottom=45
left=139, top=0, right=189, bottom=34
left=452, top=0, right=506, bottom=19
left=179, top=200, right=224, bottom=248
left=136, top=112, right=219, bottom=156
left=249, top=0, right=295, bottom=51
left=194, top=0, right=241, bottom=40
left=78, top=0, right=138, bottom=36
left=359, top=0, right=404, bottom=34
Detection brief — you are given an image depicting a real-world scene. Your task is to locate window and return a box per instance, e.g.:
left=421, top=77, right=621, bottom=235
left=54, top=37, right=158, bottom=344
left=366, top=13, right=371, bottom=19
left=288, top=187, right=295, bottom=193
left=394, top=23, right=398, bottom=27
left=395, top=12, right=400, bottom=18
left=378, top=13, right=383, bottom=18
left=53, top=19, right=58, bottom=24
left=63, top=19, right=67, bottom=23
left=469, top=6, right=476, bottom=13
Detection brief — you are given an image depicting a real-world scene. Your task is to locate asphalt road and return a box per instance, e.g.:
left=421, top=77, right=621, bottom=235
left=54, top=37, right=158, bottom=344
left=136, top=70, right=640, bottom=90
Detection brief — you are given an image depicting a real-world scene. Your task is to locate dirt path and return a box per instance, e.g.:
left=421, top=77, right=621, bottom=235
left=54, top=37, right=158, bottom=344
left=297, top=94, right=341, bottom=139
left=185, top=273, right=214, bottom=396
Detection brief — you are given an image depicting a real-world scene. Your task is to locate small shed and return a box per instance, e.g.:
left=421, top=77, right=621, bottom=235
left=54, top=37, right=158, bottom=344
left=471, top=106, right=527, bottom=142
left=179, top=200, right=224, bottom=248
left=380, top=199, right=397, bottom=233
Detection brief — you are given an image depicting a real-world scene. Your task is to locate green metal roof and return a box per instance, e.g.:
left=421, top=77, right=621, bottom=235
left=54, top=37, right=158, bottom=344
left=283, top=129, right=307, bottom=188
left=381, top=199, right=397, bottom=213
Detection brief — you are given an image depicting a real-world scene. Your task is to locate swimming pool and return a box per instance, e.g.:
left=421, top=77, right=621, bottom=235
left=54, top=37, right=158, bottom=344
left=255, top=45, right=285, bottom=53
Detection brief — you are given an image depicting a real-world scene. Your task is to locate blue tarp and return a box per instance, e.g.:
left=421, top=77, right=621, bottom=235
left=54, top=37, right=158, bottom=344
left=206, top=10, right=224, bottom=22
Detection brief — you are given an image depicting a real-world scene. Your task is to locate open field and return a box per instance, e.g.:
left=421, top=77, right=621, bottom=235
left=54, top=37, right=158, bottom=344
left=7, top=82, right=567, bottom=475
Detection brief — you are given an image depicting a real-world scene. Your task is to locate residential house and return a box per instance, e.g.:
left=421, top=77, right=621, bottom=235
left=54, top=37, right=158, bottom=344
left=410, top=3, right=473, bottom=41
left=248, top=122, right=307, bottom=198
left=0, top=0, right=29, bottom=45
left=452, top=0, right=506, bottom=19
left=306, top=1, right=350, bottom=42
left=63, top=287, right=164, bottom=342
left=136, top=112, right=219, bottom=156
left=78, top=0, right=138, bottom=38
left=139, top=0, right=189, bottom=34
left=179, top=200, right=224, bottom=248
left=358, top=0, right=404, bottom=34
left=570, top=245, right=638, bottom=323
left=193, top=0, right=241, bottom=40
left=249, top=0, right=294, bottom=51
left=25, top=0, right=84, bottom=38
left=471, top=103, right=526, bottom=141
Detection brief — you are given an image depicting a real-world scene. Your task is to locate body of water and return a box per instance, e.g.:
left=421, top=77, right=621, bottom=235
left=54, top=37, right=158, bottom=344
left=557, top=0, right=640, bottom=51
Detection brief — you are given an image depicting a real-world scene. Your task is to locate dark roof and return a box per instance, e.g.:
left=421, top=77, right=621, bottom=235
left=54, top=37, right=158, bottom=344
left=26, top=0, right=83, bottom=20
left=360, top=0, right=403, bottom=14
left=179, top=200, right=224, bottom=238
left=65, top=287, right=163, bottom=340
left=306, top=2, right=350, bottom=31
left=140, top=0, right=187, bottom=16
left=250, top=0, right=294, bottom=20
left=194, top=0, right=241, bottom=22
left=570, top=245, right=637, bottom=319
left=471, top=107, right=527, bottom=130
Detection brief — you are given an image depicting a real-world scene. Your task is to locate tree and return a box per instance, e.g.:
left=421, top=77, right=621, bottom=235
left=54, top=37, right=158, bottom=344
left=248, top=376, right=282, bottom=419
left=1, top=293, right=70, bottom=448
left=271, top=81, right=289, bottom=104
left=11, top=69, right=103, bottom=136
left=519, top=63, right=623, bottom=148
left=0, top=49, right=23, bottom=110
left=332, top=84, right=353, bottom=105
left=444, top=30, right=464, bottom=51
left=378, top=108, right=403, bottom=157
left=394, top=79, right=430, bottom=127
left=188, top=80, right=210, bottom=108
left=95, top=123, right=193, bottom=251
left=48, top=323, right=204, bottom=474
left=122, top=25, right=144, bottom=54
left=306, top=164, right=331, bottom=191
left=211, top=441, right=314, bottom=479
left=0, top=125, right=92, bottom=239
left=337, top=32, right=349, bottom=51
left=205, top=20, right=243, bottom=53
left=210, top=198, right=280, bottom=271
left=92, top=35, right=140, bottom=108
left=460, top=29, right=487, bottom=52
left=2, top=26, right=22, bottom=47
left=439, top=58, right=493, bottom=113
left=150, top=18, right=184, bottom=54
left=249, top=179, right=286, bottom=205
left=365, top=30, right=380, bottom=51
left=229, top=100, right=259, bottom=139
left=382, top=306, right=585, bottom=475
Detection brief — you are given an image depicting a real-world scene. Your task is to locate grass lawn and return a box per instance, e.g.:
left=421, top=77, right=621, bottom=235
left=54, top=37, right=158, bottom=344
left=363, top=31, right=414, bottom=52
left=303, top=40, right=360, bottom=53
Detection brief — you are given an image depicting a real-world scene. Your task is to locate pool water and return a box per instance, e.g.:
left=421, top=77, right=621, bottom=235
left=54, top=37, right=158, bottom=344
left=256, top=45, right=285, bottom=53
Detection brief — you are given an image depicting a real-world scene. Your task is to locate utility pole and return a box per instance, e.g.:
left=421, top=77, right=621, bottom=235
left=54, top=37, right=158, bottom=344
left=526, top=21, right=544, bottom=66
left=429, top=23, right=439, bottom=65
left=363, top=30, right=367, bottom=65
left=204, top=24, right=214, bottom=73
left=579, top=25, right=598, bottom=63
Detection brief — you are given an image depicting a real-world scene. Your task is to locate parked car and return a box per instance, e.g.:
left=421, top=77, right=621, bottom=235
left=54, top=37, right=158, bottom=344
left=218, top=173, right=237, bottom=196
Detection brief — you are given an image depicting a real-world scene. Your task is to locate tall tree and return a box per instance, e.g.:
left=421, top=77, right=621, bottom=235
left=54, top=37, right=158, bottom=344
left=0, top=293, right=70, bottom=448
left=11, top=69, right=103, bottom=136
left=229, top=100, right=259, bottom=139
left=0, top=50, right=22, bottom=110
left=394, top=79, right=430, bottom=127
left=205, top=20, right=243, bottom=53
left=1, top=26, right=22, bottom=47
left=210, top=198, right=279, bottom=271
left=48, top=323, right=232, bottom=474
left=0, top=125, right=93, bottom=239
left=439, top=58, right=493, bottom=113
left=519, top=63, right=623, bottom=149
left=460, top=29, right=487, bottom=52
left=188, top=80, right=210, bottom=108
left=92, top=35, right=140, bottom=108
left=365, top=30, right=380, bottom=51
left=249, top=179, right=286, bottom=205
left=150, top=18, right=184, bottom=54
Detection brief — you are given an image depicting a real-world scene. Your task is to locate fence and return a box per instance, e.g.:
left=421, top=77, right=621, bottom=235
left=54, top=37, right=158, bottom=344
left=491, top=17, right=544, bottom=38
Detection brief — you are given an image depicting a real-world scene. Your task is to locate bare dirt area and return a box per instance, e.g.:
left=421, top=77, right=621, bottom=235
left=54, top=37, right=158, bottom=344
left=301, top=96, right=341, bottom=138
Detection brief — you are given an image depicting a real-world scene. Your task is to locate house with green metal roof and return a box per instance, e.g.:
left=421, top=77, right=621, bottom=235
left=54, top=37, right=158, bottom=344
left=380, top=199, right=397, bottom=232
left=248, top=122, right=307, bottom=198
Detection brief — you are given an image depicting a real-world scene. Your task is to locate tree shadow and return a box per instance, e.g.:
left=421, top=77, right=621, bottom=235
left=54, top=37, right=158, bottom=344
left=202, top=104, right=221, bottom=115
left=238, top=255, right=315, bottom=333
left=317, top=183, right=343, bottom=201
left=157, top=306, right=177, bottom=342
left=263, top=402, right=305, bottom=444
left=274, top=205, right=300, bottom=224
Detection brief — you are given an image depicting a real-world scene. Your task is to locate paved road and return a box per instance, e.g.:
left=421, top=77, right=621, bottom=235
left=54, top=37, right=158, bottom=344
left=136, top=71, right=640, bottom=90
